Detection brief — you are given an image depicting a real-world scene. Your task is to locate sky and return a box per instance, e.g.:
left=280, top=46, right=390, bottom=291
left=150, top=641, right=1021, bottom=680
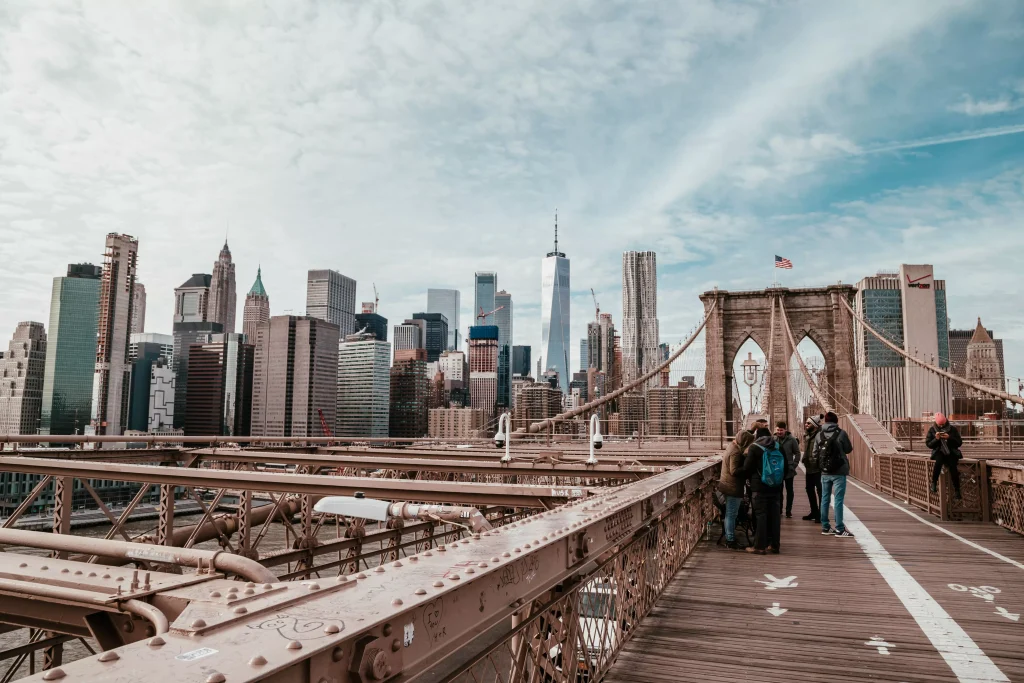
left=2, top=0, right=1023, bottom=384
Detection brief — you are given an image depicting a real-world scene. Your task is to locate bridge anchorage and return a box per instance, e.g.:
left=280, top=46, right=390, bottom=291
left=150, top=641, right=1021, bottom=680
left=0, top=287, right=1023, bottom=682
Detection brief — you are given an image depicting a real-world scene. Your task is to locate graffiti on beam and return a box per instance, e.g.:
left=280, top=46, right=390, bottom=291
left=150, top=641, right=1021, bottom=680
left=495, top=555, right=542, bottom=593
left=248, top=614, right=338, bottom=641
left=423, top=598, right=446, bottom=647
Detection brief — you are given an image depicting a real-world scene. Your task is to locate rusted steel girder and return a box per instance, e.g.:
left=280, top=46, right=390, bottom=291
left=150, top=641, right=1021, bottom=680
left=0, top=457, right=590, bottom=507
left=16, top=458, right=719, bottom=683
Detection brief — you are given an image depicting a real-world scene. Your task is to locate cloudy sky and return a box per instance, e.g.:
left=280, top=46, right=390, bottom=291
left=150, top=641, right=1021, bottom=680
left=2, top=1, right=1023, bottom=382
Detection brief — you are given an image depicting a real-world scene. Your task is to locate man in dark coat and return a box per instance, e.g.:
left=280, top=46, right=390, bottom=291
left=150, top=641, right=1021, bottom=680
left=816, top=412, right=854, bottom=538
left=774, top=420, right=801, bottom=518
left=741, top=427, right=783, bottom=554
left=926, top=412, right=963, bottom=500
left=717, top=430, right=756, bottom=549
left=801, top=415, right=823, bottom=522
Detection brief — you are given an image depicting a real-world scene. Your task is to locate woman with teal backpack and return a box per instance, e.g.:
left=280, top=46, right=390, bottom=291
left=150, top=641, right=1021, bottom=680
left=741, top=427, right=785, bottom=555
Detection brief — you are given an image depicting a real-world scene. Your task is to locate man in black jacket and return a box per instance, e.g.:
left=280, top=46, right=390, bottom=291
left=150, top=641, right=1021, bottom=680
left=926, top=412, right=963, bottom=500
left=742, top=427, right=783, bottom=555
left=816, top=412, right=855, bottom=538
left=774, top=421, right=801, bottom=518
left=801, top=415, right=823, bottom=522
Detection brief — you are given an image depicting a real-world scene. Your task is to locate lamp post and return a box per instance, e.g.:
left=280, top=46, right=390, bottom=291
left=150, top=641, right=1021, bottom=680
left=741, top=352, right=761, bottom=414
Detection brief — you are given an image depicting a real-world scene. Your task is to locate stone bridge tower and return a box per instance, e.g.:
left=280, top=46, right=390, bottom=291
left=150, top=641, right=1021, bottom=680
left=700, top=285, right=858, bottom=437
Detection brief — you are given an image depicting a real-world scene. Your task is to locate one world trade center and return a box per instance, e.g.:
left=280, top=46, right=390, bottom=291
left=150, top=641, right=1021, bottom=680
left=540, top=213, right=570, bottom=393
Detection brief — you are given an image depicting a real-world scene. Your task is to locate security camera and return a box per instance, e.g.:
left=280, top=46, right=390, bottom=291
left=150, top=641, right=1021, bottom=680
left=494, top=432, right=506, bottom=449
left=592, top=432, right=603, bottom=450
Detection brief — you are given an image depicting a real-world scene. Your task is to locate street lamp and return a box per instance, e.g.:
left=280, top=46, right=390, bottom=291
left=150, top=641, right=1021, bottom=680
left=741, top=352, right=761, bottom=414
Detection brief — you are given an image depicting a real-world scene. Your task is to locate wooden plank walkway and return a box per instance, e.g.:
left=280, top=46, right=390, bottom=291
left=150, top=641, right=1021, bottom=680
left=604, top=473, right=1024, bottom=683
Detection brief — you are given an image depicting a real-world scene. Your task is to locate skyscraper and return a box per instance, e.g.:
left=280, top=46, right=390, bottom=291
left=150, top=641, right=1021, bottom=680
left=427, top=288, right=461, bottom=350
left=586, top=313, right=616, bottom=376
left=854, top=265, right=952, bottom=421
left=394, top=319, right=425, bottom=353
left=512, top=345, right=532, bottom=379
left=127, top=336, right=173, bottom=432
left=251, top=316, right=340, bottom=438
left=474, top=273, right=497, bottom=325
left=184, top=333, right=254, bottom=437
left=621, top=251, right=659, bottom=389
left=390, top=350, right=429, bottom=438
left=337, top=334, right=391, bottom=437
left=965, top=319, right=1002, bottom=396
left=540, top=216, right=570, bottom=393
left=579, top=338, right=588, bottom=372
left=172, top=273, right=222, bottom=428
left=40, top=264, right=101, bottom=438
left=950, top=324, right=1005, bottom=399
left=130, top=282, right=146, bottom=335
left=354, top=310, right=388, bottom=341
left=306, top=269, right=357, bottom=337
left=0, top=322, right=47, bottom=434
left=469, top=325, right=500, bottom=422
left=92, top=233, right=139, bottom=436
left=494, top=291, right=513, bottom=408
left=208, top=241, right=237, bottom=334
left=412, top=313, right=449, bottom=363
left=242, top=266, right=270, bottom=344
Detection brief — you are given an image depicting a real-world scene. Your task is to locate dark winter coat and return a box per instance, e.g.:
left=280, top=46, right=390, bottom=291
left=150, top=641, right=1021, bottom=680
left=741, top=435, right=785, bottom=494
left=718, top=431, right=756, bottom=498
left=778, top=432, right=801, bottom=480
left=926, top=424, right=963, bottom=461
left=802, top=427, right=821, bottom=475
left=812, top=423, right=854, bottom=476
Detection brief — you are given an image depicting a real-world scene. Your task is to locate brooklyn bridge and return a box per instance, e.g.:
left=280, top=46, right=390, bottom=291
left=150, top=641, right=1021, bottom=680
left=1, top=284, right=1022, bottom=683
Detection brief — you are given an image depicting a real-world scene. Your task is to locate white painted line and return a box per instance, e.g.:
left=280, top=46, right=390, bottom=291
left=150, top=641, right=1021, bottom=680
left=848, top=478, right=1024, bottom=572
left=844, top=504, right=1009, bottom=682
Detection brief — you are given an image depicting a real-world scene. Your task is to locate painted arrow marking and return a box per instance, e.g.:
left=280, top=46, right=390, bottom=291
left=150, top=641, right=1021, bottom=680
left=995, top=607, right=1020, bottom=622
left=865, top=636, right=894, bottom=655
left=756, top=574, right=798, bottom=590
left=766, top=602, right=788, bottom=617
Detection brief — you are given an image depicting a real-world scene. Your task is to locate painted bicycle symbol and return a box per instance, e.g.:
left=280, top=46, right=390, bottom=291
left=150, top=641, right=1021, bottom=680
left=948, top=583, right=1001, bottom=603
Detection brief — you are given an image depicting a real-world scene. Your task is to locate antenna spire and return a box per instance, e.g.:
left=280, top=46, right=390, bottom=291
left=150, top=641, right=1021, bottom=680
left=554, top=209, right=558, bottom=253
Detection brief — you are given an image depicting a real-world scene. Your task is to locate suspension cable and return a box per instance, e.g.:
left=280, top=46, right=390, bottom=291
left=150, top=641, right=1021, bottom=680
left=778, top=298, right=834, bottom=414
left=520, top=299, right=718, bottom=434
left=840, top=297, right=1023, bottom=407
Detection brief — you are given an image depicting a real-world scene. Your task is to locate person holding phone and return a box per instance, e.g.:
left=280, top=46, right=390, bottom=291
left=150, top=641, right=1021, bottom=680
left=926, top=412, right=963, bottom=500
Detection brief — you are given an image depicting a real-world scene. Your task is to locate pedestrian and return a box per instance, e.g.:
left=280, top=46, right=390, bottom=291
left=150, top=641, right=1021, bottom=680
left=801, top=414, right=824, bottom=522
left=717, top=430, right=756, bottom=549
left=742, top=426, right=785, bottom=554
left=926, top=412, right=963, bottom=500
left=747, top=418, right=768, bottom=436
left=774, top=421, right=801, bottom=518
left=815, top=411, right=854, bottom=538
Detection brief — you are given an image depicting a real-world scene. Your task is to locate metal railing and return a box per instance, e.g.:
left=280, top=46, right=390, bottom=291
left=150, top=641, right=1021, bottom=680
left=443, top=473, right=716, bottom=683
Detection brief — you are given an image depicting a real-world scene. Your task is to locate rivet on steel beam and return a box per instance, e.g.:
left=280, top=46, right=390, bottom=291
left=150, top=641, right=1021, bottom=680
left=465, top=568, right=475, bottom=575
left=324, top=624, right=341, bottom=634
left=244, top=588, right=255, bottom=595
left=409, top=556, right=419, bottom=562
left=392, top=561, right=403, bottom=567
left=392, top=638, right=401, bottom=652
left=357, top=573, right=367, bottom=580
left=191, top=619, right=207, bottom=629
left=449, top=574, right=461, bottom=581
left=415, top=588, right=427, bottom=595
left=249, top=655, right=267, bottom=667
left=116, top=576, right=124, bottom=582
left=234, top=606, right=248, bottom=614
left=502, top=552, right=511, bottom=558
left=432, top=581, right=444, bottom=588
left=40, top=566, right=48, bottom=571
left=98, top=651, right=120, bottom=662
left=88, top=572, right=96, bottom=577
left=542, top=536, right=549, bottom=541
left=41, top=668, right=65, bottom=681
left=286, top=640, right=303, bottom=650
left=383, top=624, right=393, bottom=637
left=148, top=636, right=165, bottom=647
left=523, top=544, right=531, bottom=549
left=491, top=557, right=500, bottom=563
left=262, top=583, right=273, bottom=589
left=18, top=563, right=26, bottom=568
left=210, top=591, right=222, bottom=598
left=423, top=551, right=433, bottom=557
left=308, top=583, right=321, bottom=591
left=336, top=576, right=348, bottom=583
left=437, top=545, right=447, bottom=552
left=473, top=533, right=481, bottom=540
left=227, top=587, right=238, bottom=594
left=478, top=562, right=488, bottom=568
left=514, top=548, right=522, bottom=553
left=392, top=598, right=403, bottom=606
left=60, top=568, right=69, bottom=574
left=332, top=646, right=344, bottom=662
left=205, top=674, right=226, bottom=683
left=246, top=582, right=256, bottom=588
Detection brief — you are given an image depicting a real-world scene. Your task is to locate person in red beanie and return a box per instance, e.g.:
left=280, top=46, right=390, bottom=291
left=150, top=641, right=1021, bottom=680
left=926, top=412, right=963, bottom=500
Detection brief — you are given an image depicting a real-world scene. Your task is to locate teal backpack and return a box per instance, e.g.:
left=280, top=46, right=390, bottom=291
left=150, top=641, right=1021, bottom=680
left=756, top=442, right=786, bottom=487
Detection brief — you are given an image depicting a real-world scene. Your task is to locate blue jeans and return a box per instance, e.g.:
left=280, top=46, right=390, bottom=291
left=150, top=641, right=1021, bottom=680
left=821, top=474, right=847, bottom=532
left=724, top=495, right=742, bottom=542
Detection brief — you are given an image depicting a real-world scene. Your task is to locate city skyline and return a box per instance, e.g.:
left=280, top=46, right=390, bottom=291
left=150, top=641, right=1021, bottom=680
left=2, top=3, right=1024, bottom=382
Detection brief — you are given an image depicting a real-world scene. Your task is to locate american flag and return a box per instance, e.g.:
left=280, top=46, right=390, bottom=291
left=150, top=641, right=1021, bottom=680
left=775, top=255, right=793, bottom=269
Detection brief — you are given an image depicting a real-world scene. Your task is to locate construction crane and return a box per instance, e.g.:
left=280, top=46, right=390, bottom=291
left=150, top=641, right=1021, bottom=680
left=316, top=408, right=334, bottom=447
left=590, top=288, right=600, bottom=322
left=372, top=283, right=379, bottom=313
left=476, top=305, right=505, bottom=323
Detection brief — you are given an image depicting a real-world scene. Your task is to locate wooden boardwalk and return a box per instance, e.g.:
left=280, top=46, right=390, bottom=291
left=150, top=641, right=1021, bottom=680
left=604, top=473, right=1024, bottom=683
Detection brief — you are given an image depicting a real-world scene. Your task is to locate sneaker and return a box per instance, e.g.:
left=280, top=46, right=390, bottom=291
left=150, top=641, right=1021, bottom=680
left=726, top=539, right=741, bottom=550
left=745, top=547, right=767, bottom=555
left=803, top=514, right=820, bottom=522
left=821, top=527, right=834, bottom=535
left=785, top=512, right=792, bottom=518
left=768, top=546, right=780, bottom=554
left=834, top=528, right=854, bottom=538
